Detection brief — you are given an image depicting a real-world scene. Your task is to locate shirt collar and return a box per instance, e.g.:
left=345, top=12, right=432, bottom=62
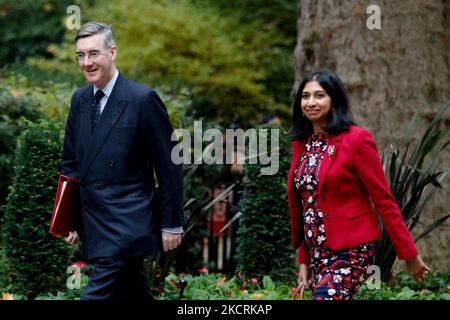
left=93, top=69, right=119, bottom=99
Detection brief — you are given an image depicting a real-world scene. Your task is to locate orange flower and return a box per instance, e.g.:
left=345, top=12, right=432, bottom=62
left=250, top=293, right=265, bottom=300
left=2, top=293, right=14, bottom=300
left=216, top=277, right=227, bottom=287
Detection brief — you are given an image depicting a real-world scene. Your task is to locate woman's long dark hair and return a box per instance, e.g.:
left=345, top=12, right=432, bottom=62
left=290, top=70, right=354, bottom=140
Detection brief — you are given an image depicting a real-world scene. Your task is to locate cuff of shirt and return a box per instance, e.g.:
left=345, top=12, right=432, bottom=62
left=161, top=227, right=184, bottom=234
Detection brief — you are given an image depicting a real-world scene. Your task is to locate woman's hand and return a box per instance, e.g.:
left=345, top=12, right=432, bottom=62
left=297, top=263, right=312, bottom=289
left=405, top=255, right=431, bottom=282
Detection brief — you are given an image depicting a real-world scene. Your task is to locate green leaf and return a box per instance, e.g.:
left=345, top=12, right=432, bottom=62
left=262, top=275, right=275, bottom=291
left=414, top=214, right=450, bottom=243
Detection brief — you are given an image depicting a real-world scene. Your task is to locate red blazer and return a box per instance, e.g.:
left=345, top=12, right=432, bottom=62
left=287, top=125, right=418, bottom=264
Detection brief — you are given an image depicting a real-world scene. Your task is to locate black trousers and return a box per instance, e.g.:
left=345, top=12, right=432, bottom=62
left=81, top=256, right=154, bottom=301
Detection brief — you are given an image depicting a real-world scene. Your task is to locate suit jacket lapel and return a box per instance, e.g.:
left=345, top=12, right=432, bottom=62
left=78, top=87, right=95, bottom=152
left=79, top=74, right=129, bottom=180
left=318, top=133, right=342, bottom=195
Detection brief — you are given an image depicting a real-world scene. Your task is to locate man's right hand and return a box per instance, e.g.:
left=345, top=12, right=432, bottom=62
left=64, top=231, right=80, bottom=245
left=162, top=231, right=182, bottom=252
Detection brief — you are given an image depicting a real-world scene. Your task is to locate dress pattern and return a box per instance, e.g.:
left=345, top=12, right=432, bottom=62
left=293, top=131, right=375, bottom=300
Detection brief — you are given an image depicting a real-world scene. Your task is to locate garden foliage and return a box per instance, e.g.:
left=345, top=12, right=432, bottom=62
left=0, top=80, right=44, bottom=217
left=377, top=103, right=450, bottom=281
left=0, top=0, right=78, bottom=65
left=0, top=119, right=71, bottom=298
left=235, top=125, right=296, bottom=282
left=28, top=0, right=291, bottom=125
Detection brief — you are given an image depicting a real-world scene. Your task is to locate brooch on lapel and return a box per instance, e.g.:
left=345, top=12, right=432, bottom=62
left=327, top=145, right=335, bottom=157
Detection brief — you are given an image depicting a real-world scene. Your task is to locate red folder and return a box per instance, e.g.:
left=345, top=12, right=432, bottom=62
left=50, top=174, right=81, bottom=237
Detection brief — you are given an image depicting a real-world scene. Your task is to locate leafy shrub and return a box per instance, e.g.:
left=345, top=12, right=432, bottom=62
left=0, top=80, right=44, bottom=218
left=160, top=271, right=298, bottom=300
left=28, top=0, right=289, bottom=124
left=191, top=0, right=298, bottom=107
left=377, top=103, right=450, bottom=281
left=34, top=264, right=89, bottom=300
left=191, top=0, right=298, bottom=42
left=0, top=119, right=72, bottom=298
left=356, top=272, right=450, bottom=300
left=235, top=125, right=296, bottom=282
left=0, top=0, right=78, bottom=65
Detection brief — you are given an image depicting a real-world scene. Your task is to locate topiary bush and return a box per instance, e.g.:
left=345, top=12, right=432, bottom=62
left=0, top=81, right=44, bottom=224
left=235, top=124, right=296, bottom=283
left=0, top=119, right=72, bottom=298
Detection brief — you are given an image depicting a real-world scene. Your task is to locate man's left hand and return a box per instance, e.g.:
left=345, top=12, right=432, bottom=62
left=162, top=232, right=182, bottom=252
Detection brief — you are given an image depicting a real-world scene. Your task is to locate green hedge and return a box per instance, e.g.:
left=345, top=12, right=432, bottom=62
left=235, top=125, right=295, bottom=282
left=0, top=84, right=44, bottom=220
left=0, top=119, right=71, bottom=298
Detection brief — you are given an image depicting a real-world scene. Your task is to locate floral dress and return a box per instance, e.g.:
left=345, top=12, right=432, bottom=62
left=293, top=131, right=375, bottom=300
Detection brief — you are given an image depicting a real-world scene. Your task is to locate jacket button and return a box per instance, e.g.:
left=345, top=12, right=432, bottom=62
left=99, top=185, right=104, bottom=190
left=324, top=213, right=329, bottom=218
left=109, top=161, right=115, bottom=167
left=321, top=196, right=326, bottom=202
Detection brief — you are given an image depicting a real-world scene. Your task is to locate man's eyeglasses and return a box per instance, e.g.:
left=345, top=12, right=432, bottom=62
left=75, top=50, right=103, bottom=63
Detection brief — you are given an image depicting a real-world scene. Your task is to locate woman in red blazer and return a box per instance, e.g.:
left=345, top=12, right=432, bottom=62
left=287, top=70, right=430, bottom=300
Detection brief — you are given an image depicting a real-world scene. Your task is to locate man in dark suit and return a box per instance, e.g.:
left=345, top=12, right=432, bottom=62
left=60, top=22, right=184, bottom=300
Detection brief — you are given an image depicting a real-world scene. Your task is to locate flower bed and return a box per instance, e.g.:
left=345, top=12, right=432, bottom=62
left=1, top=269, right=448, bottom=300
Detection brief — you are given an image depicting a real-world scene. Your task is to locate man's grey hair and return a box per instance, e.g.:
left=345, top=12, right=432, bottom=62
left=75, top=22, right=116, bottom=49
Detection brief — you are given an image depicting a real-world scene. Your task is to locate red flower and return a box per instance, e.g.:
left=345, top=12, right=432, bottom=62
left=239, top=288, right=245, bottom=292
left=198, top=267, right=208, bottom=273
left=70, top=262, right=87, bottom=268
left=251, top=278, right=258, bottom=284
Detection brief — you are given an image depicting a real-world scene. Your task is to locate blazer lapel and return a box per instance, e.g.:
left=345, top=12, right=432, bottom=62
left=78, top=86, right=95, bottom=152
left=318, top=133, right=342, bottom=195
left=79, top=74, right=129, bottom=180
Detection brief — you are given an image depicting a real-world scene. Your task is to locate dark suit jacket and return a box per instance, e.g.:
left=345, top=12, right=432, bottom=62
left=287, top=125, right=418, bottom=264
left=61, top=72, right=184, bottom=261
